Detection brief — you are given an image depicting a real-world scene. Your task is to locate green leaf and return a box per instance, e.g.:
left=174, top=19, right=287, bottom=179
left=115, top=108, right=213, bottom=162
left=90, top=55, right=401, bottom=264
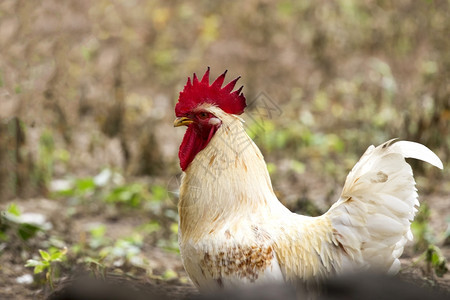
left=39, top=250, right=51, bottom=261
left=428, top=245, right=448, bottom=277
left=170, top=223, right=178, bottom=234
left=139, top=221, right=161, bottom=234
left=34, top=263, right=48, bottom=274
left=84, top=256, right=104, bottom=267
left=0, top=231, right=8, bottom=242
left=50, top=252, right=63, bottom=261
left=53, top=188, right=76, bottom=198
left=7, top=203, right=21, bottom=216
left=90, top=225, right=106, bottom=238
left=18, top=223, right=41, bottom=240
left=162, top=269, right=178, bottom=280
left=434, top=260, right=448, bottom=277
left=151, top=185, right=167, bottom=201
left=105, top=184, right=145, bottom=207
left=267, top=162, right=277, bottom=175
left=25, top=259, right=40, bottom=267
left=431, top=251, right=439, bottom=265
left=76, top=177, right=96, bottom=193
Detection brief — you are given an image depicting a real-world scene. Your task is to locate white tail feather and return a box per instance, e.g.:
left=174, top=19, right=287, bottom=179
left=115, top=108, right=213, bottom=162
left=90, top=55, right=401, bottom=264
left=389, top=141, right=443, bottom=169
left=327, top=140, right=443, bottom=273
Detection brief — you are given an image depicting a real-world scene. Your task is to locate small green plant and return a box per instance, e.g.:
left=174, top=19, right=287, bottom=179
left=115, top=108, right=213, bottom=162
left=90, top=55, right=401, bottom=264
left=137, top=220, right=161, bottom=234
left=411, top=204, right=433, bottom=252
left=25, top=248, right=67, bottom=289
left=52, top=177, right=97, bottom=200
left=0, top=203, right=45, bottom=241
left=99, top=233, right=146, bottom=267
left=161, top=269, right=178, bottom=280
left=51, top=169, right=122, bottom=203
left=157, top=222, right=180, bottom=253
left=88, top=224, right=110, bottom=249
left=73, top=224, right=149, bottom=270
left=425, top=245, right=448, bottom=277
left=85, top=257, right=107, bottom=278
left=411, top=204, right=448, bottom=277
left=105, top=183, right=150, bottom=207
left=151, top=185, right=167, bottom=202
left=105, top=183, right=168, bottom=209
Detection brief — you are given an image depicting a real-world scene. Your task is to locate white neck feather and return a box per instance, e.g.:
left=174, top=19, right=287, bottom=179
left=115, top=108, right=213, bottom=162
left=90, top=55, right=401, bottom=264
left=178, top=109, right=287, bottom=240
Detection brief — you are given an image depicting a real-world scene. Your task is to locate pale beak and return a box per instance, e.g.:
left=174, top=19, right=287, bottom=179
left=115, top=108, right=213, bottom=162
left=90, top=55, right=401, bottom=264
left=174, top=116, right=194, bottom=127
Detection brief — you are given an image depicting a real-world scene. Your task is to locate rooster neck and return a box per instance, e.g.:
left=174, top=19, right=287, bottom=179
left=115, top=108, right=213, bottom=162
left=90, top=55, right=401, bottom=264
left=178, top=113, right=288, bottom=242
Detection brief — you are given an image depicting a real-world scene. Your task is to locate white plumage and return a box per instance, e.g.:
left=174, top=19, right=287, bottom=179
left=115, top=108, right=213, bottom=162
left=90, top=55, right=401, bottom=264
left=327, top=139, right=442, bottom=274
left=177, top=105, right=443, bottom=291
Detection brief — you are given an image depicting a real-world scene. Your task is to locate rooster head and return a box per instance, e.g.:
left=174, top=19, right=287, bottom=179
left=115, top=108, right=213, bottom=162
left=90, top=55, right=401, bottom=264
left=174, top=67, right=247, bottom=171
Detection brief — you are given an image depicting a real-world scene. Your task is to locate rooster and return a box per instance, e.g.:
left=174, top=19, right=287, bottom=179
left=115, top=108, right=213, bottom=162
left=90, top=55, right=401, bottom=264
left=173, top=68, right=443, bottom=291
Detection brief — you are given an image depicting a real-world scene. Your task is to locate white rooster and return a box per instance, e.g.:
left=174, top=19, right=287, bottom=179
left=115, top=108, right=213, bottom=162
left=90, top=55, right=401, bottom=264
left=173, top=68, right=443, bottom=291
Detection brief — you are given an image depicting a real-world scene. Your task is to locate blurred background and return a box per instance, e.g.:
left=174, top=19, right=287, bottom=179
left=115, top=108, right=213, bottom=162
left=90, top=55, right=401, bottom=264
left=0, top=0, right=449, bottom=299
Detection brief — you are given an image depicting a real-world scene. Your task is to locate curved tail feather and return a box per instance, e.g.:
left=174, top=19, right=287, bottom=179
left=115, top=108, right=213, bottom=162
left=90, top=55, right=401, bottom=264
left=326, top=140, right=443, bottom=273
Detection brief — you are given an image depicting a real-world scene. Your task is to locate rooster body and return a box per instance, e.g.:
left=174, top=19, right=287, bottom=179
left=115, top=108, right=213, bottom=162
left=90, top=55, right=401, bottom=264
left=174, top=69, right=443, bottom=292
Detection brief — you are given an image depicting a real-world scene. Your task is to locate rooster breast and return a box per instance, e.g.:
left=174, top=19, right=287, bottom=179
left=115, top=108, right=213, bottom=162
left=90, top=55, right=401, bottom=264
left=180, top=220, right=285, bottom=291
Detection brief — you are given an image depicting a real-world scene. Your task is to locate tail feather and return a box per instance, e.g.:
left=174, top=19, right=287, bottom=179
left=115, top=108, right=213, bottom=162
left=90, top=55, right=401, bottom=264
left=389, top=140, right=443, bottom=169
left=327, top=140, right=443, bottom=274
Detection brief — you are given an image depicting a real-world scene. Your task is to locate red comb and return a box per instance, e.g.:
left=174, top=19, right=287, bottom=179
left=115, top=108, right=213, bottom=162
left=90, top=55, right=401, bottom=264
left=175, top=67, right=246, bottom=116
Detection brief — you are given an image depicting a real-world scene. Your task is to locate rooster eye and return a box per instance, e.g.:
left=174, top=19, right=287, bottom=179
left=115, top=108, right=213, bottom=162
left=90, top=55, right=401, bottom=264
left=198, top=112, right=209, bottom=119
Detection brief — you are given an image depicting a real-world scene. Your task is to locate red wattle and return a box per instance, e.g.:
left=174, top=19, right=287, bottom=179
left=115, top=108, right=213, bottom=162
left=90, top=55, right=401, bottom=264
left=179, top=125, right=217, bottom=171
